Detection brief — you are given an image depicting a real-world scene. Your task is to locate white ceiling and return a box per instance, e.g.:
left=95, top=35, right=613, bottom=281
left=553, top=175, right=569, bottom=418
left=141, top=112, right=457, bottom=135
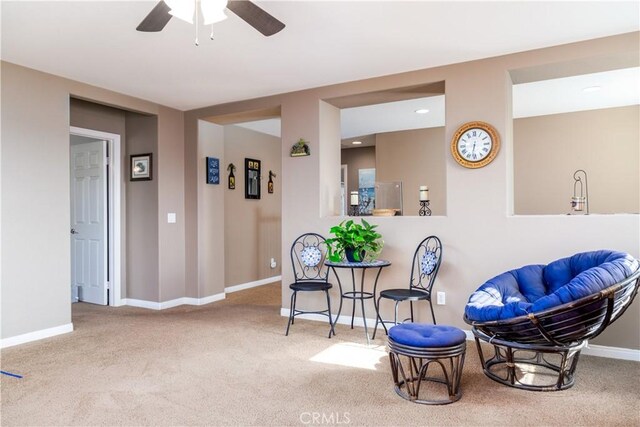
left=513, top=67, right=640, bottom=118
left=1, top=1, right=638, bottom=111
left=239, top=66, right=640, bottom=140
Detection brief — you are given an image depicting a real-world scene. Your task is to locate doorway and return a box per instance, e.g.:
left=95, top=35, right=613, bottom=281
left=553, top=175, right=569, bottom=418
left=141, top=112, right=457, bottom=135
left=69, top=127, right=122, bottom=306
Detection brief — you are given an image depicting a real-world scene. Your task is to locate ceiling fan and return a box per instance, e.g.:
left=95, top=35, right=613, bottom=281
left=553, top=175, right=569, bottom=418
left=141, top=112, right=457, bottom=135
left=137, top=0, right=285, bottom=37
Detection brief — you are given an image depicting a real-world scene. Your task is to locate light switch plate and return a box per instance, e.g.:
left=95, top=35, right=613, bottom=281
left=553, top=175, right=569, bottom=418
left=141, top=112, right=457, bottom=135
left=167, top=213, right=177, bottom=223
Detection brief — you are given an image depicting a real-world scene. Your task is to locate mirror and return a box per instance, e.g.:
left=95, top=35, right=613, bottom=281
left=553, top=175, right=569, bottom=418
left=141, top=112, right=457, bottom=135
left=245, top=158, right=261, bottom=199
left=512, top=64, right=639, bottom=215
left=336, top=84, right=446, bottom=216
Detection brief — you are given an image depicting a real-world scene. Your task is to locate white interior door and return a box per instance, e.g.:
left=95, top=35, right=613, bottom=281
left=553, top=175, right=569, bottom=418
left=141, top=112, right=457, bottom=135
left=70, top=140, right=108, bottom=305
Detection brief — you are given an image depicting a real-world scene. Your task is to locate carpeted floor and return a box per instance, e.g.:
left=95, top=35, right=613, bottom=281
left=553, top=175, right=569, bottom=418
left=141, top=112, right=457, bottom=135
left=1, top=282, right=639, bottom=426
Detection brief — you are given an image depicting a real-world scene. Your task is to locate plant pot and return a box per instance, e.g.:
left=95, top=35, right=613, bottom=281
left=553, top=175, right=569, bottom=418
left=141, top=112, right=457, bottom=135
left=345, top=248, right=366, bottom=263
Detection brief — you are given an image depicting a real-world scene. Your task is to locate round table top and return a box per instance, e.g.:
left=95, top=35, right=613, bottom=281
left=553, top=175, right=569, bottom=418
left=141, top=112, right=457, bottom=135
left=325, top=259, right=391, bottom=268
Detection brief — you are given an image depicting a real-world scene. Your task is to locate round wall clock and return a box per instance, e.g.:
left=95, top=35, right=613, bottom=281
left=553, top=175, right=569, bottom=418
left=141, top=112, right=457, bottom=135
left=451, top=121, right=500, bottom=169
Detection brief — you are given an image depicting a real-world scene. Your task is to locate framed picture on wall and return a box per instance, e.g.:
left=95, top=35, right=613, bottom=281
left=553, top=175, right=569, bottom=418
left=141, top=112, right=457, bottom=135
left=245, top=158, right=261, bottom=199
left=206, top=157, right=220, bottom=184
left=130, top=153, right=152, bottom=181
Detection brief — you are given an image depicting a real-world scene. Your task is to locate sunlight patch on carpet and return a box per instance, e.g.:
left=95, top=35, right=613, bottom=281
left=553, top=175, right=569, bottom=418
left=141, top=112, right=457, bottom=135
left=309, top=342, right=387, bottom=370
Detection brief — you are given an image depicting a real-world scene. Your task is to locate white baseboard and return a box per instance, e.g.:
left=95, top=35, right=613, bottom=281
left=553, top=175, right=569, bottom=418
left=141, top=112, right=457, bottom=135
left=124, top=292, right=226, bottom=310
left=226, top=276, right=281, bottom=293
left=463, top=329, right=639, bottom=361
left=1, top=323, right=74, bottom=349
left=280, top=308, right=378, bottom=329
left=124, top=278, right=280, bottom=310
left=582, top=343, right=640, bottom=361
left=280, top=310, right=640, bottom=362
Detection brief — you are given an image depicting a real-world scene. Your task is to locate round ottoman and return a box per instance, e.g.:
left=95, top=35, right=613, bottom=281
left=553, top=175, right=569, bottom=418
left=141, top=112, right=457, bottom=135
left=387, top=323, right=466, bottom=404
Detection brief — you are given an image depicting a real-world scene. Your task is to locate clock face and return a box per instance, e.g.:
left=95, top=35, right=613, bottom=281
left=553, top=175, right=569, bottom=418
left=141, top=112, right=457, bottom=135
left=451, top=121, right=500, bottom=169
left=456, top=128, right=493, bottom=162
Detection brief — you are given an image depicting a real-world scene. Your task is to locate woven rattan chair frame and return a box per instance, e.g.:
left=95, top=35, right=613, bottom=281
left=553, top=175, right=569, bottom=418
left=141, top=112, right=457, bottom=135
left=464, top=267, right=639, bottom=391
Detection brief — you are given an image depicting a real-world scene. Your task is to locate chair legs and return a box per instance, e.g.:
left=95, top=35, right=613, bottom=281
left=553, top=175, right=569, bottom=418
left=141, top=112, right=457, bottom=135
left=324, top=289, right=336, bottom=338
left=429, top=299, right=437, bottom=324
left=285, top=291, right=297, bottom=336
left=373, top=298, right=436, bottom=340
left=285, top=289, right=335, bottom=338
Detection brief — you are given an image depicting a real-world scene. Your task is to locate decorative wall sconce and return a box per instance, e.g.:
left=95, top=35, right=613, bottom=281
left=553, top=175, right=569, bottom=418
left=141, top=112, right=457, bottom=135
left=227, top=163, right=236, bottom=190
left=570, top=169, right=589, bottom=215
left=268, top=170, right=276, bottom=194
left=419, top=185, right=432, bottom=216
left=290, top=138, right=310, bottom=157
left=349, top=191, right=360, bottom=216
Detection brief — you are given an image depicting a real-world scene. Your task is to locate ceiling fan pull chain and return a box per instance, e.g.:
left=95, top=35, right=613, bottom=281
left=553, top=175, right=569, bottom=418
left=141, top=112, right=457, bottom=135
left=194, top=0, right=199, bottom=46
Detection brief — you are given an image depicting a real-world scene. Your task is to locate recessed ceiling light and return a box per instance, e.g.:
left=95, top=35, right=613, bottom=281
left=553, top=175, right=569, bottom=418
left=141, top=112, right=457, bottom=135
left=352, top=140, right=362, bottom=145
left=415, top=109, right=430, bottom=114
left=582, top=86, right=602, bottom=93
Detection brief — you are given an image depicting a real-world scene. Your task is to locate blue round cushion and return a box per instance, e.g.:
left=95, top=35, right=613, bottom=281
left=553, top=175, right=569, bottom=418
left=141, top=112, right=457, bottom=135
left=389, top=323, right=466, bottom=348
left=464, top=250, right=639, bottom=322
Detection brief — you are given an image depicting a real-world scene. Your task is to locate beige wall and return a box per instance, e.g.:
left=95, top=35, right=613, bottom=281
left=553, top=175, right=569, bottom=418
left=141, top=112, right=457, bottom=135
left=1, top=61, right=184, bottom=341
left=125, top=112, right=159, bottom=301
left=196, top=120, right=225, bottom=298
left=2, top=63, right=73, bottom=339
left=2, top=33, right=639, bottom=351
left=224, top=125, right=282, bottom=286
left=157, top=106, right=186, bottom=302
left=514, top=105, right=639, bottom=215
left=184, top=32, right=640, bottom=350
left=376, top=127, right=446, bottom=216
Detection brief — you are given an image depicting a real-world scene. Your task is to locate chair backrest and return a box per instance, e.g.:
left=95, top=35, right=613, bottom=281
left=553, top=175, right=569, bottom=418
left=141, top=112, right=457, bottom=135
left=290, top=233, right=330, bottom=283
left=409, top=235, right=443, bottom=293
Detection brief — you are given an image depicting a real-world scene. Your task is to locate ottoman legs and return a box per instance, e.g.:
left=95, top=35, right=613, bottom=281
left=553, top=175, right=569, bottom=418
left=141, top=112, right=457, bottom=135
left=388, top=340, right=466, bottom=405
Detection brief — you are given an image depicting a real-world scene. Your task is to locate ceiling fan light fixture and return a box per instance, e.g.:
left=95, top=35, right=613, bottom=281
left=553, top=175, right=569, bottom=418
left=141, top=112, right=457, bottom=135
left=202, top=0, right=229, bottom=25
left=164, top=0, right=195, bottom=24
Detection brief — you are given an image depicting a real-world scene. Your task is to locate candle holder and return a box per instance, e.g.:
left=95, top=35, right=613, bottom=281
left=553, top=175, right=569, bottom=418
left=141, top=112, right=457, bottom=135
left=419, top=200, right=432, bottom=216
left=350, top=204, right=360, bottom=216
left=569, top=169, right=589, bottom=215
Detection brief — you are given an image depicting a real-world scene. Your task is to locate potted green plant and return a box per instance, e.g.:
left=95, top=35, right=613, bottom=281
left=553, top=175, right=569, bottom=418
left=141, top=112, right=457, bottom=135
left=326, top=219, right=383, bottom=262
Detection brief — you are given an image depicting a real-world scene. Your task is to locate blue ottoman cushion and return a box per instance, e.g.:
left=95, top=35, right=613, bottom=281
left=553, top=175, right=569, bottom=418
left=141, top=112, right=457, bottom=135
left=465, top=250, right=639, bottom=322
left=389, top=323, right=466, bottom=348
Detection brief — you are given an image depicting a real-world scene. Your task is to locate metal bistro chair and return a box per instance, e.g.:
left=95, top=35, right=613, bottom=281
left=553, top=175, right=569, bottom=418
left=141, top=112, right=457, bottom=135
left=373, top=235, right=442, bottom=339
left=285, top=233, right=336, bottom=338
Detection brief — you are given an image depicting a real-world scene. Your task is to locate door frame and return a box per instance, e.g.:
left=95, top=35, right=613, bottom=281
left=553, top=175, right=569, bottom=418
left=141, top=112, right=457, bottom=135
left=70, top=126, right=123, bottom=306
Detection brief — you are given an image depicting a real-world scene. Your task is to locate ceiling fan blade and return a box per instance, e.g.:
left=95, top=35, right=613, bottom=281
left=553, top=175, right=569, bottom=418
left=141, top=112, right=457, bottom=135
left=226, top=0, right=285, bottom=37
left=136, top=1, right=172, bottom=32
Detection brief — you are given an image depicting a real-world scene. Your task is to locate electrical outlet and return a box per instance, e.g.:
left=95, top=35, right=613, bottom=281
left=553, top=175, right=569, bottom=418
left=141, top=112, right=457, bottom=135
left=437, top=291, right=446, bottom=305
left=270, top=258, right=277, bottom=269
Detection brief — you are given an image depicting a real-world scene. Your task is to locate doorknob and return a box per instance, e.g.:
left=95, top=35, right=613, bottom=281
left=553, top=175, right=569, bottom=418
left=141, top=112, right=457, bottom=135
left=70, top=228, right=78, bottom=234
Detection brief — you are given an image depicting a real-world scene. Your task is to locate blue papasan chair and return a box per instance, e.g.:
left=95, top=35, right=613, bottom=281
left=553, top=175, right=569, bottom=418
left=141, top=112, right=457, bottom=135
left=464, top=250, right=639, bottom=391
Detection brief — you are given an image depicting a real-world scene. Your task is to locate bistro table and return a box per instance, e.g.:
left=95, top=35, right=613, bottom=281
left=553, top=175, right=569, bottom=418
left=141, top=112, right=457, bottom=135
left=325, top=259, right=391, bottom=345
